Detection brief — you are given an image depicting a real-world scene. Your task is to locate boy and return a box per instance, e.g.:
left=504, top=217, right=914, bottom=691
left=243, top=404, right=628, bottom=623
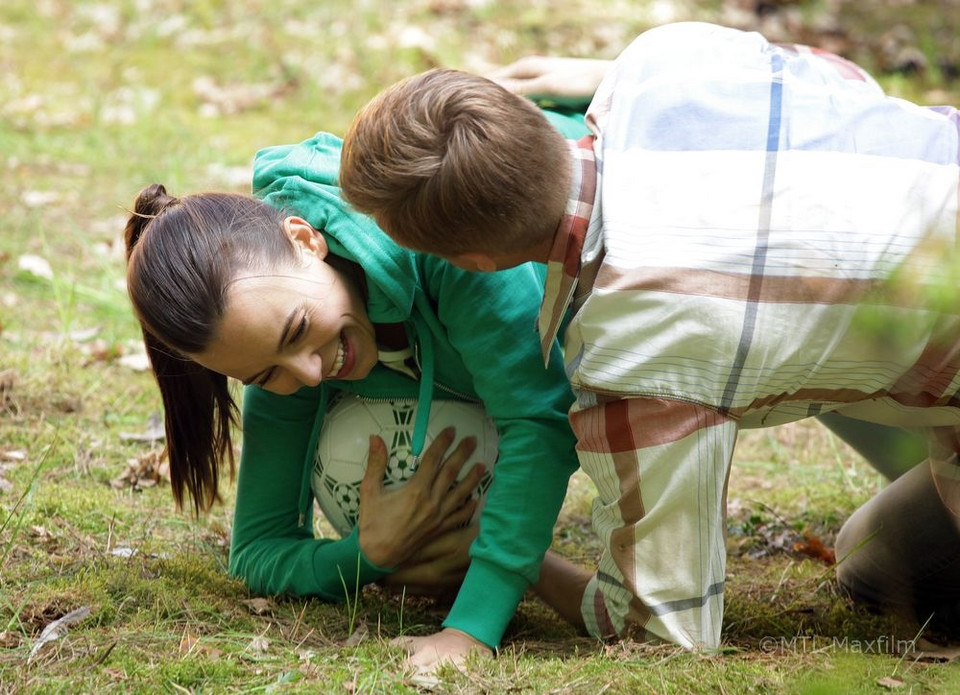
left=341, top=21, right=960, bottom=668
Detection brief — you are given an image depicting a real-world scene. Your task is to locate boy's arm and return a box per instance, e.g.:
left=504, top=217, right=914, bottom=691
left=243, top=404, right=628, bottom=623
left=487, top=56, right=611, bottom=105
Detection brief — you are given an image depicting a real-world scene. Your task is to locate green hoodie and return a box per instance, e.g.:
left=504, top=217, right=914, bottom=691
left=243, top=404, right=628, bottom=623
left=231, top=114, right=586, bottom=648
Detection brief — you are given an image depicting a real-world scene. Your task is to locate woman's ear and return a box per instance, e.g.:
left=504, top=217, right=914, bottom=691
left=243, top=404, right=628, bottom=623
left=282, top=217, right=329, bottom=259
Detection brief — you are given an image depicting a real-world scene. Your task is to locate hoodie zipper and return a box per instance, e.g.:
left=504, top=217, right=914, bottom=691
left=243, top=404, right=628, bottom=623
left=412, top=342, right=479, bottom=404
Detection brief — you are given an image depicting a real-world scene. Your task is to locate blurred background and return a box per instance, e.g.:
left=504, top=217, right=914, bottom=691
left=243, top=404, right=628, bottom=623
left=1, top=1, right=959, bottom=690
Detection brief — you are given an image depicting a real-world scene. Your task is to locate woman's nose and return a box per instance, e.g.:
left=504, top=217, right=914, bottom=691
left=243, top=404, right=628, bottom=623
left=287, top=352, right=323, bottom=388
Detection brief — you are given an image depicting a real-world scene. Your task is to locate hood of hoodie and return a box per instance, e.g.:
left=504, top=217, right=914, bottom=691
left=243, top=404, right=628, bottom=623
left=252, top=131, right=419, bottom=328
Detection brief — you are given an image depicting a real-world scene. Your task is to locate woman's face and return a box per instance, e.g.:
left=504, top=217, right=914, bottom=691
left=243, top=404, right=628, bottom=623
left=189, top=218, right=379, bottom=395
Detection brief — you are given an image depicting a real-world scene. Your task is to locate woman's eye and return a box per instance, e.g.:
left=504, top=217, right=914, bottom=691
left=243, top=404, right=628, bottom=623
left=290, top=317, right=307, bottom=343
left=257, top=368, right=275, bottom=387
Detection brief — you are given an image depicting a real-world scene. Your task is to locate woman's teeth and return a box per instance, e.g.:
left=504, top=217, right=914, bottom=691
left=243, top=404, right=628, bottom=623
left=331, top=335, right=346, bottom=376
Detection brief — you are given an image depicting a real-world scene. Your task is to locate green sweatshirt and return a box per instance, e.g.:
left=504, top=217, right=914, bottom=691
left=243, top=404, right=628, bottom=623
left=230, top=113, right=587, bottom=648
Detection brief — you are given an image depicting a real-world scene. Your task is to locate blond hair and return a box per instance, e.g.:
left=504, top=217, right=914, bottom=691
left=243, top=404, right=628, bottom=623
left=340, top=69, right=570, bottom=256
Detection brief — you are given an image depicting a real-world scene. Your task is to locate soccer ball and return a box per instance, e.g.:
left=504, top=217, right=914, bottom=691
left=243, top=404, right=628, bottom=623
left=311, top=394, right=499, bottom=537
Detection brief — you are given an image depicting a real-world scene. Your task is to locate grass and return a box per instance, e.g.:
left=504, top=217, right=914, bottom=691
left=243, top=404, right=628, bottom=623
left=3, top=0, right=960, bottom=692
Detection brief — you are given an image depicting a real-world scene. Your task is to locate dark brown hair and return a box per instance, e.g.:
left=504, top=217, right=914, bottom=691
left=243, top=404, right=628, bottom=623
left=124, top=184, right=297, bottom=514
left=340, top=68, right=570, bottom=256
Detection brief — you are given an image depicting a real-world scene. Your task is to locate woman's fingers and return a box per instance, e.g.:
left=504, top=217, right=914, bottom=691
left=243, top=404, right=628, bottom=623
left=412, top=426, right=456, bottom=481
left=437, top=496, right=477, bottom=533
left=359, top=435, right=389, bottom=500
left=432, top=435, right=477, bottom=491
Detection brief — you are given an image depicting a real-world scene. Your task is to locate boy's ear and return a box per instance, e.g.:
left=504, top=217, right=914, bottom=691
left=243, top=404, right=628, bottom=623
left=283, top=217, right=329, bottom=259
left=448, top=251, right=499, bottom=273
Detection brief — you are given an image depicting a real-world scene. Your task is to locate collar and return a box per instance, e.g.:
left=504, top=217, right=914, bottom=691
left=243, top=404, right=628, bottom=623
left=538, top=135, right=597, bottom=364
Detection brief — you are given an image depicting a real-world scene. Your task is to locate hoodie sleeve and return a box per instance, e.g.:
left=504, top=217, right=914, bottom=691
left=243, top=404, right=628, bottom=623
left=420, top=258, right=580, bottom=649
left=422, top=107, right=589, bottom=648
left=229, top=384, right=394, bottom=600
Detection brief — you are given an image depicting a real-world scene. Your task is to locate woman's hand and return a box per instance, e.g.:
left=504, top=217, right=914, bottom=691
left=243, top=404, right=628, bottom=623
left=393, top=628, right=493, bottom=679
left=378, top=523, right=479, bottom=599
left=487, top=56, right=612, bottom=101
left=357, top=427, right=486, bottom=569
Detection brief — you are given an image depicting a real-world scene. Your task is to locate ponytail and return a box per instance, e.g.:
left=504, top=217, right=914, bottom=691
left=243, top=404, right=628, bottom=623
left=124, top=183, right=179, bottom=260
left=124, top=184, right=292, bottom=515
left=141, top=330, right=237, bottom=516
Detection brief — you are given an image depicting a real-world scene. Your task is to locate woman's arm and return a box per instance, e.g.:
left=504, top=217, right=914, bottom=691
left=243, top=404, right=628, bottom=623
left=229, top=385, right=387, bottom=600
left=229, top=385, right=484, bottom=599
left=422, top=258, right=582, bottom=647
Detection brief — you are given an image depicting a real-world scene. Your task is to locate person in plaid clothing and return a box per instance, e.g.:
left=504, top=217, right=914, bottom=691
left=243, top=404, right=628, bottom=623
left=340, top=21, right=960, bottom=669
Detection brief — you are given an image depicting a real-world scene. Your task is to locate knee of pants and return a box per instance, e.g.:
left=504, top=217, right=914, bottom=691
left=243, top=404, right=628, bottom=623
left=835, top=460, right=960, bottom=614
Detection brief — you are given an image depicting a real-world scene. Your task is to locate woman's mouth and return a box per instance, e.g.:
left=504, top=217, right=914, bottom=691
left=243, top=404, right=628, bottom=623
left=330, top=333, right=347, bottom=378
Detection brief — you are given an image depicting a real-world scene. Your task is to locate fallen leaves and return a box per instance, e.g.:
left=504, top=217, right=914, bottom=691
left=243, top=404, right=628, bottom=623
left=192, top=75, right=296, bottom=118
left=728, top=499, right=836, bottom=566
left=877, top=675, right=905, bottom=689
left=179, top=629, right=222, bottom=660
left=109, top=448, right=169, bottom=491
left=0, top=369, right=16, bottom=417
left=241, top=597, right=277, bottom=616
left=16, top=254, right=53, bottom=280
left=792, top=533, right=837, bottom=566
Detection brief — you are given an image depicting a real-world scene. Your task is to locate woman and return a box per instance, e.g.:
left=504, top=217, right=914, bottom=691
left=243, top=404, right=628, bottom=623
left=123, top=113, right=587, bottom=657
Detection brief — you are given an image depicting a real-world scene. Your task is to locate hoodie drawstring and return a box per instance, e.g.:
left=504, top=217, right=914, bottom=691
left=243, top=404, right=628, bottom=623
left=408, top=314, right=435, bottom=459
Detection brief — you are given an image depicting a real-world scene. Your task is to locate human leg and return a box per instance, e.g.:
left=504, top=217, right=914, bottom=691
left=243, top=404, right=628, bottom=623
left=816, top=411, right=927, bottom=481
left=835, top=458, right=960, bottom=636
left=568, top=397, right=737, bottom=649
left=531, top=550, right=591, bottom=631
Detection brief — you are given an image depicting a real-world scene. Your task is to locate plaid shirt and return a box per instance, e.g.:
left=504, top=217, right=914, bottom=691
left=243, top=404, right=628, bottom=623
left=538, top=22, right=960, bottom=648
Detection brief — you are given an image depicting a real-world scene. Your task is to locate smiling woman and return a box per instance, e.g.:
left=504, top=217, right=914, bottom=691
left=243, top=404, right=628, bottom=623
left=190, top=218, right=379, bottom=394
left=122, top=118, right=587, bottom=668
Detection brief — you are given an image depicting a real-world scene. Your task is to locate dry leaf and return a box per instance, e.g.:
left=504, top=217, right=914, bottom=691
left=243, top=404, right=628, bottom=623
left=69, top=326, right=101, bottom=342
left=117, top=352, right=151, bottom=372
left=343, top=622, right=368, bottom=647
left=110, top=449, right=169, bottom=490
left=84, top=339, right=124, bottom=364
left=0, top=630, right=21, bottom=648
left=241, top=597, right=276, bottom=616
left=793, top=532, right=836, bottom=565
left=909, top=638, right=960, bottom=661
left=246, top=636, right=270, bottom=654
left=21, top=191, right=60, bottom=208
left=17, top=254, right=53, bottom=280
left=179, top=631, right=221, bottom=660
left=877, top=676, right=905, bottom=689
left=179, top=631, right=199, bottom=655
left=109, top=547, right=138, bottom=558
left=0, top=369, right=17, bottom=395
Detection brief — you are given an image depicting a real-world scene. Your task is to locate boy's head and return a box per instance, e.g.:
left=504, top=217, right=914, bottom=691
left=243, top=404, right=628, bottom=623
left=340, top=68, right=570, bottom=270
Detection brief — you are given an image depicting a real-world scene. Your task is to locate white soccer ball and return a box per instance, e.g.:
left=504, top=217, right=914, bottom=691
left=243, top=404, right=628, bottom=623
left=311, top=394, right=499, bottom=537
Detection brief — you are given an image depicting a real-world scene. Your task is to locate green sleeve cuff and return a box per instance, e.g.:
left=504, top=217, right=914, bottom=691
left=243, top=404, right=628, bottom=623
left=312, top=527, right=393, bottom=600
left=441, top=558, right=530, bottom=649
